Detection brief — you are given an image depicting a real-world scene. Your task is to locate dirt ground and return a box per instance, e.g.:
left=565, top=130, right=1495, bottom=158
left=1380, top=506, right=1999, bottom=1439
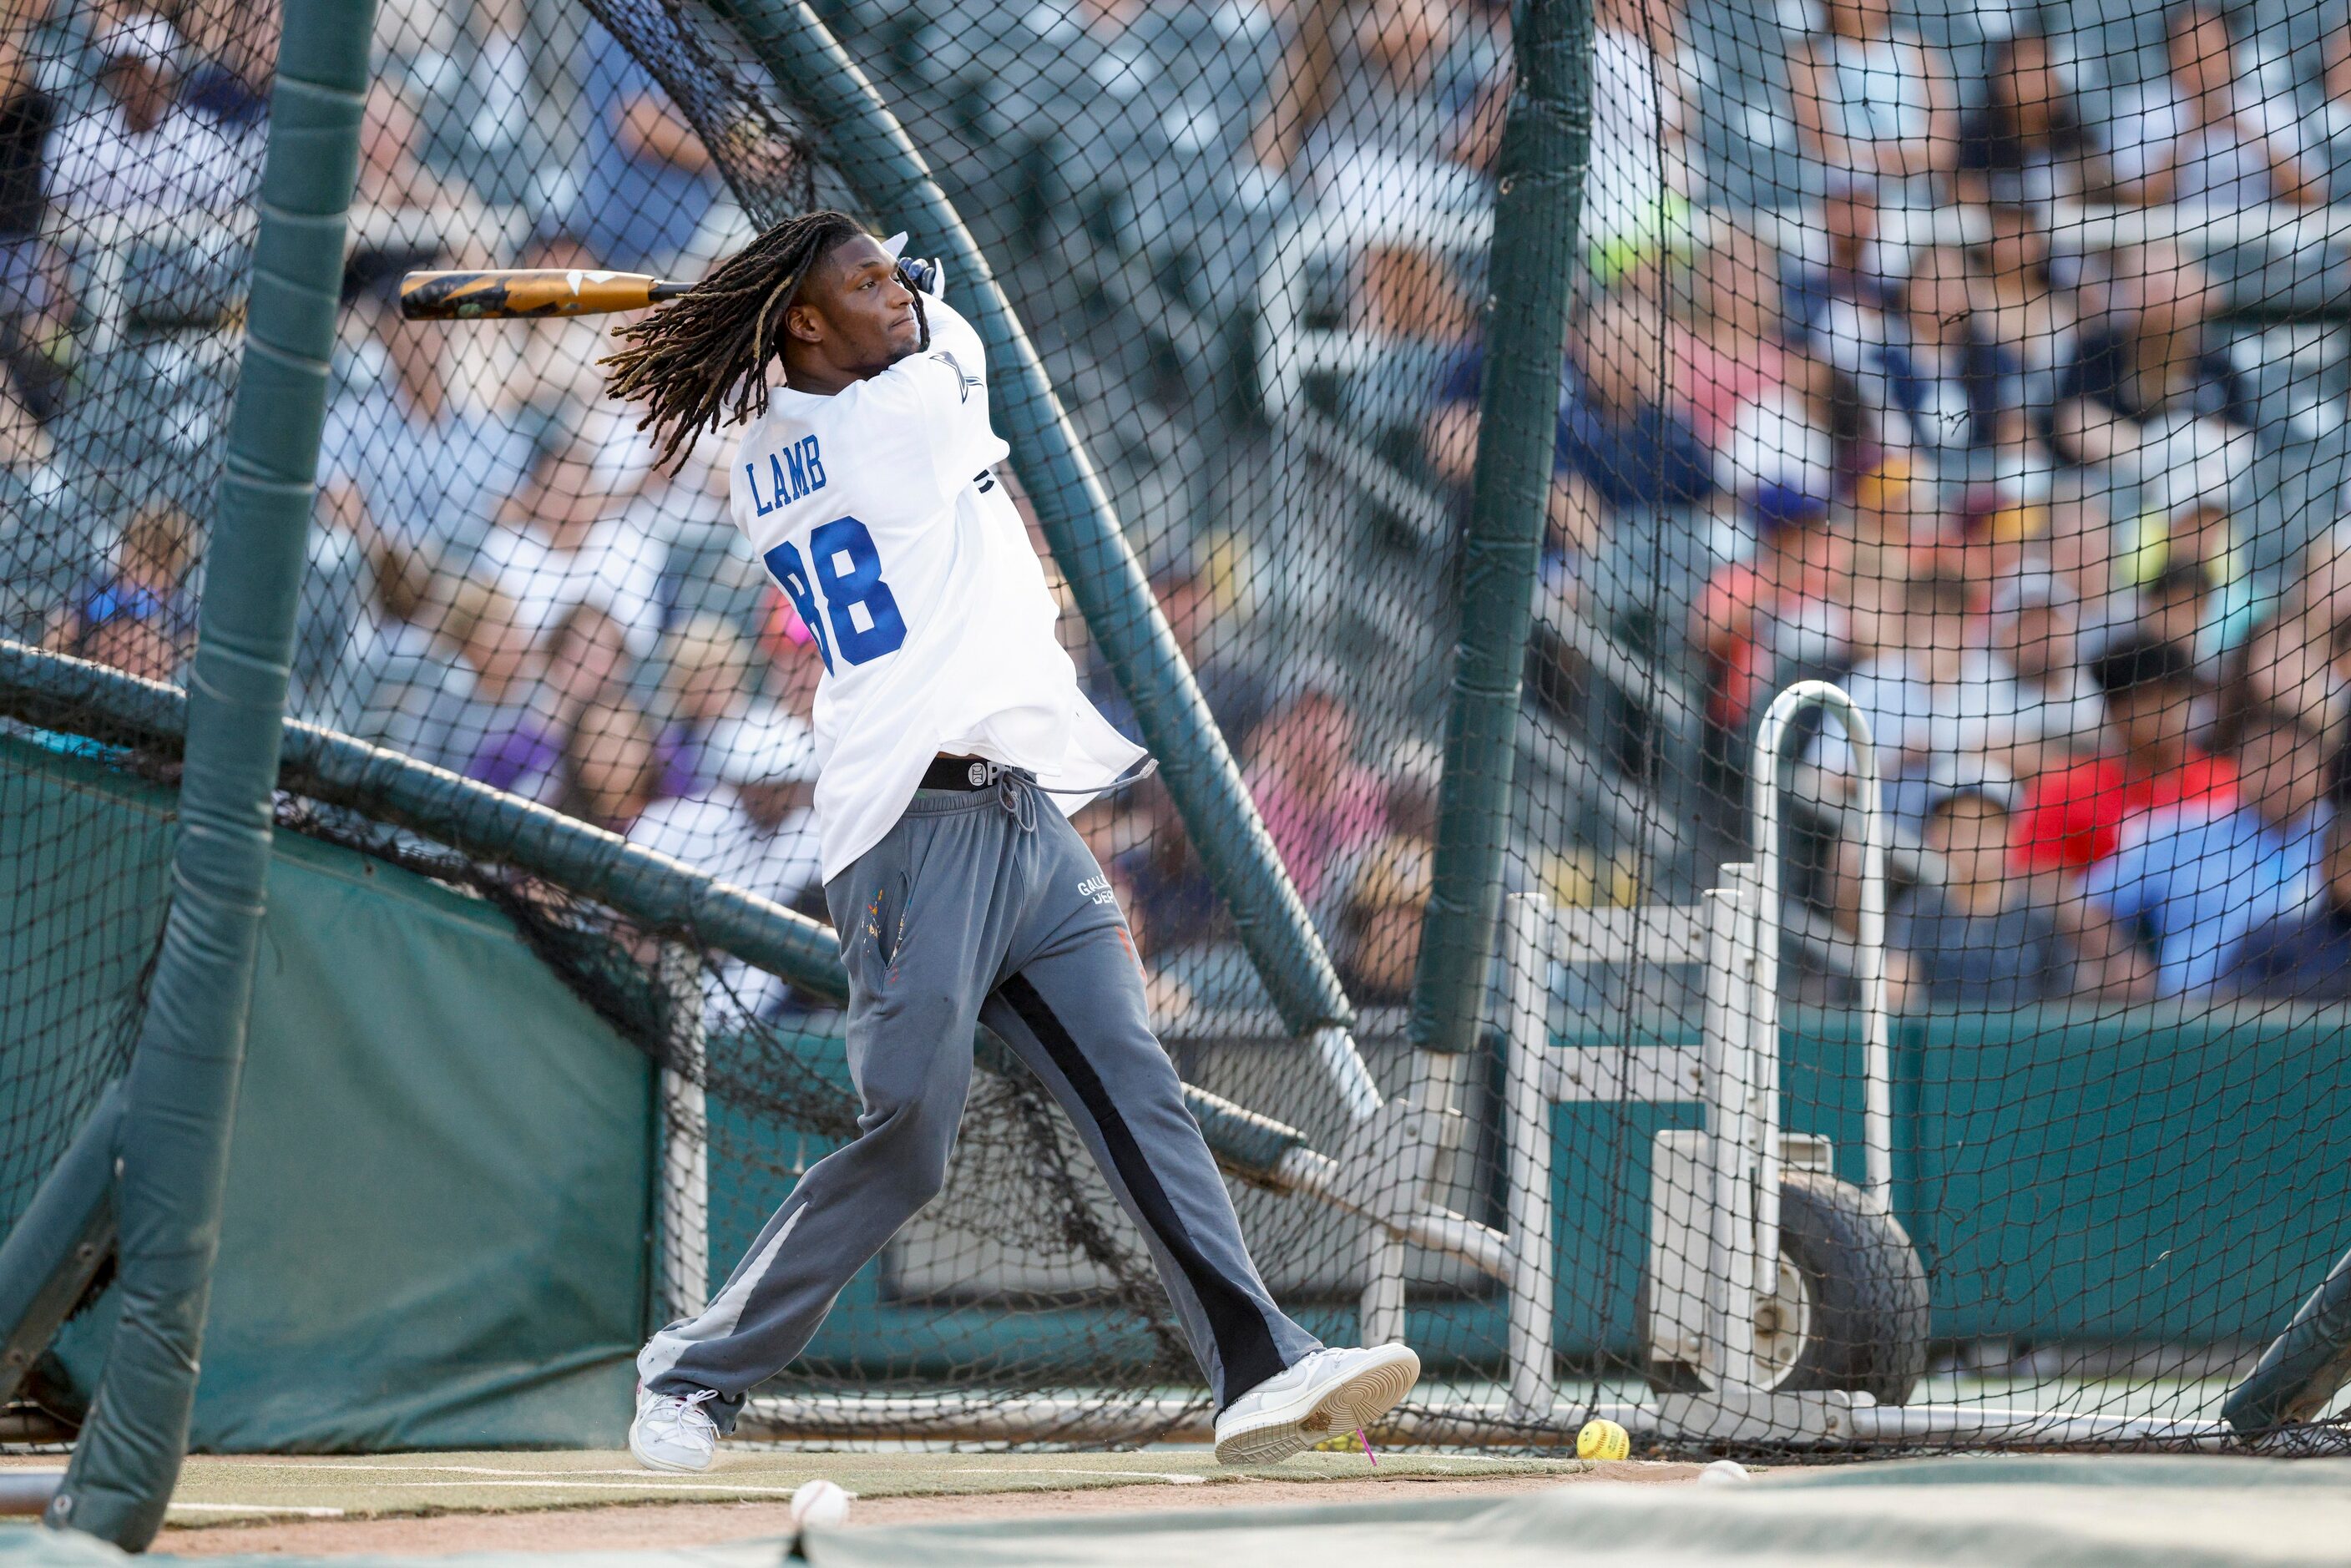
left=150, top=1464, right=1701, bottom=1556
left=2, top=1449, right=1704, bottom=1557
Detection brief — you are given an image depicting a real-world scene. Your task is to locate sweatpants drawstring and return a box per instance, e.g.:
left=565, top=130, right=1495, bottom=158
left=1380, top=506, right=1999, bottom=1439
left=993, top=769, right=1038, bottom=832
left=972, top=756, right=1156, bottom=832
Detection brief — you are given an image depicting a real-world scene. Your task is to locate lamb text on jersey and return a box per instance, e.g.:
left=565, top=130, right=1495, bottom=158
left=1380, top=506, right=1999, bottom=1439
left=744, top=434, right=829, bottom=517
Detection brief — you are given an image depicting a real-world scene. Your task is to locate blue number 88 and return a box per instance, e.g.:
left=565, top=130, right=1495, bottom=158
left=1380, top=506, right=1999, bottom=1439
left=762, top=516, right=907, bottom=673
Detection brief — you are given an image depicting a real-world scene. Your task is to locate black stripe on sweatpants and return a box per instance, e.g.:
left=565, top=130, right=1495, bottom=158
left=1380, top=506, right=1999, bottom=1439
left=997, top=974, right=1287, bottom=1400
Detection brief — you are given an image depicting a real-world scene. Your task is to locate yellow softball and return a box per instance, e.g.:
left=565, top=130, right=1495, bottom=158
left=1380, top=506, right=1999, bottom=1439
left=1576, top=1417, right=1631, bottom=1461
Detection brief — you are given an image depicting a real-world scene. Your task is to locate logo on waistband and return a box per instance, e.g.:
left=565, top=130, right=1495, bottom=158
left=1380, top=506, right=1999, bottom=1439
left=968, top=761, right=991, bottom=787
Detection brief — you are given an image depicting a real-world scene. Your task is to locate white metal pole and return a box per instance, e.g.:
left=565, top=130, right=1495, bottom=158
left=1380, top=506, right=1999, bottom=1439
left=1312, top=1024, right=1386, bottom=1123
left=657, top=943, right=711, bottom=1324
left=1728, top=861, right=1782, bottom=1328
left=1699, top=876, right=1759, bottom=1390
left=1853, top=764, right=1896, bottom=1208
left=1501, top=894, right=1557, bottom=1422
left=1359, top=1230, right=1408, bottom=1348
left=1752, top=682, right=1894, bottom=1208
left=1277, top=1146, right=1515, bottom=1278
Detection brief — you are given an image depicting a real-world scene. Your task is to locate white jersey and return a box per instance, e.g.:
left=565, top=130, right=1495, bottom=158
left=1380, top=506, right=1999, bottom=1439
left=728, top=293, right=1145, bottom=882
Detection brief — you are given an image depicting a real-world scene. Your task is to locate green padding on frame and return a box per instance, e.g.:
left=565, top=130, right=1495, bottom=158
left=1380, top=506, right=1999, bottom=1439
left=33, top=745, right=649, bottom=1451
left=55, top=0, right=378, bottom=1544
left=2224, top=1248, right=2351, bottom=1432
left=1411, top=0, right=1593, bottom=1055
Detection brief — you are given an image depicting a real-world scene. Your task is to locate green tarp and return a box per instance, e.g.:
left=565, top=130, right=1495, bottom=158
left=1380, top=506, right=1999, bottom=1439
left=19, top=742, right=650, bottom=1450
left=0, top=740, right=173, bottom=1228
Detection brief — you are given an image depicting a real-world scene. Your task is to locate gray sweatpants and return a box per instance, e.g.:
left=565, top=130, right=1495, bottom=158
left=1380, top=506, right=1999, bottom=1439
left=639, top=774, right=1321, bottom=1429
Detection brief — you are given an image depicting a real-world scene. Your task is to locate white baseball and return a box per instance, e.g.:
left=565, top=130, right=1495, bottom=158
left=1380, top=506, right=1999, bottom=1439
left=790, top=1478, right=852, bottom=1529
left=1698, top=1459, right=1751, bottom=1485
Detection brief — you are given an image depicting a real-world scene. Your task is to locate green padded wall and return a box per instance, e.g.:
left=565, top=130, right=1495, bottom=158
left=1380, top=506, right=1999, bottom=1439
left=21, top=739, right=649, bottom=1450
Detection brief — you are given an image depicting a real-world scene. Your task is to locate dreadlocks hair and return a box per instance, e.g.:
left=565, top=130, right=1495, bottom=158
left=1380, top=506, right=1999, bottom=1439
left=601, top=209, right=930, bottom=470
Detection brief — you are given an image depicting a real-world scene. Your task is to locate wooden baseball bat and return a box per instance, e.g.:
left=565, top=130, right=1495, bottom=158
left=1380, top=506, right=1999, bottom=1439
left=398, top=268, right=694, bottom=321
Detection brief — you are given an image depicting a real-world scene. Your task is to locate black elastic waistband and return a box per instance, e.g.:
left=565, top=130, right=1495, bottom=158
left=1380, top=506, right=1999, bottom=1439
left=921, top=754, right=1029, bottom=792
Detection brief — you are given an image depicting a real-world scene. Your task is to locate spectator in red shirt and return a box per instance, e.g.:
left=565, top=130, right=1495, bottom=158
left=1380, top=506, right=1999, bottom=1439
left=2007, top=638, right=2237, bottom=1002
left=2011, top=638, right=2238, bottom=877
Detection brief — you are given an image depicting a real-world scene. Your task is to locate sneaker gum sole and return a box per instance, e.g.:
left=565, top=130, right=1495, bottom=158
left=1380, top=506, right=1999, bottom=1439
left=1214, top=1421, right=1318, bottom=1466
left=1214, top=1351, right=1421, bottom=1466
left=1304, top=1350, right=1418, bottom=1439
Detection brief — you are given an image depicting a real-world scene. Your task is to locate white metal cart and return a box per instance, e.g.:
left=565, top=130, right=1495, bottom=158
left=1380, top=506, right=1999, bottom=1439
left=1499, top=681, right=2233, bottom=1446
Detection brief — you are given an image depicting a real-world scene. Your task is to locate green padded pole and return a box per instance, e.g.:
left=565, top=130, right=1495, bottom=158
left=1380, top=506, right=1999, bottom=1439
left=48, top=3, right=372, bottom=1547
left=1408, top=0, right=1591, bottom=1055
left=2224, top=1245, right=2351, bottom=1433
left=707, top=0, right=1352, bottom=1038
left=0, top=1082, right=122, bottom=1407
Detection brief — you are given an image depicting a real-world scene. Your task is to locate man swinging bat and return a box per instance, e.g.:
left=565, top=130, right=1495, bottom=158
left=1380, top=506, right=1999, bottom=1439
left=568, top=211, right=1421, bottom=1472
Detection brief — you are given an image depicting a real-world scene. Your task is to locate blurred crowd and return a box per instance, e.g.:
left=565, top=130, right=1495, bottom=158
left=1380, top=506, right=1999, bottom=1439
left=13, top=0, right=2351, bottom=1020
left=1425, top=0, right=2351, bottom=1009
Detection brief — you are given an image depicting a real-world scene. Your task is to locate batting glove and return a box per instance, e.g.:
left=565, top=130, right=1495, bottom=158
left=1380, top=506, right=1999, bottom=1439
left=900, top=255, right=946, bottom=297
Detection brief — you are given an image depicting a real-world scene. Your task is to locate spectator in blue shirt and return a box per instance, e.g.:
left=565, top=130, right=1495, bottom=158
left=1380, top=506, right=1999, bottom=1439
left=1882, top=244, right=2018, bottom=461
left=2236, top=812, right=2351, bottom=1001
left=1781, top=173, right=1894, bottom=351
left=42, top=501, right=198, bottom=683
left=1952, top=26, right=2106, bottom=207
left=2215, top=710, right=2340, bottom=996
left=2082, top=806, right=2299, bottom=998
left=1556, top=295, right=1716, bottom=509
left=179, top=4, right=273, bottom=135
left=569, top=28, right=723, bottom=272
left=2081, top=711, right=2329, bottom=999
left=1427, top=292, right=1713, bottom=513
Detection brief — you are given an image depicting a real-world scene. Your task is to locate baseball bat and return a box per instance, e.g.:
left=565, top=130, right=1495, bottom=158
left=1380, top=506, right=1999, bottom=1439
left=398, top=268, right=693, bottom=321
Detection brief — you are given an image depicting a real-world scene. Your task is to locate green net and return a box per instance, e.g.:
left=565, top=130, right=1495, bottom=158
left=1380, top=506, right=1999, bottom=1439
left=9, top=0, right=2351, bottom=1457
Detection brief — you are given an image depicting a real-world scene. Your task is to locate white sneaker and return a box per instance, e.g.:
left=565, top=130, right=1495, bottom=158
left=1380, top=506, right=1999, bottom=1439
left=629, top=1385, right=720, bottom=1473
left=1212, top=1343, right=1421, bottom=1465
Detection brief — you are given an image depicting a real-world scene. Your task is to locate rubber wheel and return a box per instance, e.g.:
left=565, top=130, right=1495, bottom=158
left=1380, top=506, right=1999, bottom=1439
left=1636, top=1170, right=1929, bottom=1404
left=1772, top=1170, right=1930, bottom=1404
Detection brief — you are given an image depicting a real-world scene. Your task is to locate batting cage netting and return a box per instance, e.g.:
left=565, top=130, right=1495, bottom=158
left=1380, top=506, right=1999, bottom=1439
left=8, top=0, right=2351, bottom=1456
